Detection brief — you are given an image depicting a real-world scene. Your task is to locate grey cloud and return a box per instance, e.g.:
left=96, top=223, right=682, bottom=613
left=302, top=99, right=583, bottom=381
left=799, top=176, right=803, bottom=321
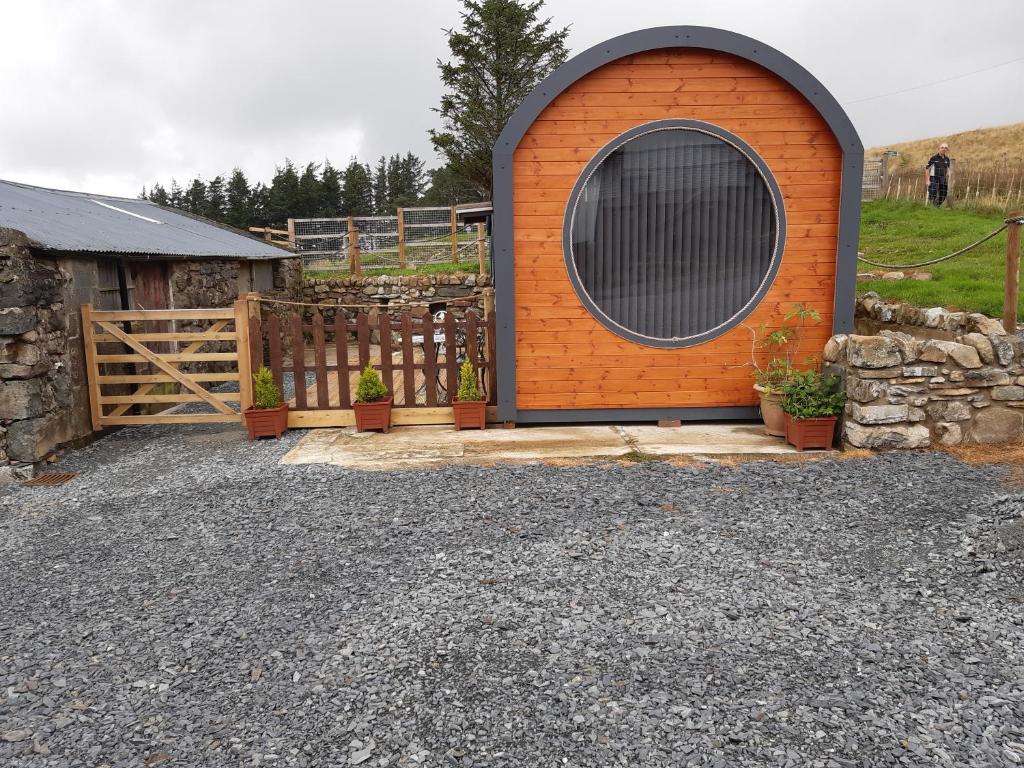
left=2, top=0, right=1021, bottom=196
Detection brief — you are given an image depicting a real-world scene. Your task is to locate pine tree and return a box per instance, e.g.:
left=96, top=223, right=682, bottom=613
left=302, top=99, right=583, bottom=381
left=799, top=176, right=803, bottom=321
left=340, top=160, right=374, bottom=216
left=296, top=162, right=322, bottom=218
left=224, top=169, right=251, bottom=229
left=148, top=183, right=170, bottom=207
left=184, top=178, right=208, bottom=215
left=319, top=160, right=343, bottom=217
left=422, top=163, right=481, bottom=206
left=249, top=182, right=270, bottom=226
left=268, top=160, right=300, bottom=227
left=429, top=0, right=568, bottom=198
left=373, top=156, right=389, bottom=214
left=169, top=180, right=185, bottom=209
left=205, top=175, right=226, bottom=221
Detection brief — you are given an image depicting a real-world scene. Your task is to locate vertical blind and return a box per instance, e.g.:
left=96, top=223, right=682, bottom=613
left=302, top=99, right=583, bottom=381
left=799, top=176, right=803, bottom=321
left=570, top=127, right=778, bottom=343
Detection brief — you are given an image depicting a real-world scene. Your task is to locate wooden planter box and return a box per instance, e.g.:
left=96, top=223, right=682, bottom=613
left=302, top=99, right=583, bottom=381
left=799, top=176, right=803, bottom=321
left=244, top=403, right=289, bottom=440
left=784, top=413, right=837, bottom=451
left=453, top=399, right=487, bottom=430
left=354, top=397, right=393, bottom=433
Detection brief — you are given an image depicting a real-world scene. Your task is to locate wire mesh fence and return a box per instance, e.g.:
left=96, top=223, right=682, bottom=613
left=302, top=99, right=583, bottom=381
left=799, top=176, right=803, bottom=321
left=292, top=206, right=488, bottom=274
left=867, top=158, right=1024, bottom=211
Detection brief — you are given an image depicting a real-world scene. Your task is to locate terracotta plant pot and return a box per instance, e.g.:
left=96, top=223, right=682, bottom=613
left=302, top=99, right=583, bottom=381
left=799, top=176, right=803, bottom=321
left=453, top=398, right=487, bottom=430
left=354, top=396, right=393, bottom=433
left=784, top=413, right=837, bottom=451
left=244, top=403, right=289, bottom=440
left=754, top=384, right=785, bottom=437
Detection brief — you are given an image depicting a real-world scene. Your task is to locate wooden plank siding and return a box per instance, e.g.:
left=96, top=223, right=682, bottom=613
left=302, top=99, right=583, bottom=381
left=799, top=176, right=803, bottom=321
left=511, top=48, right=842, bottom=411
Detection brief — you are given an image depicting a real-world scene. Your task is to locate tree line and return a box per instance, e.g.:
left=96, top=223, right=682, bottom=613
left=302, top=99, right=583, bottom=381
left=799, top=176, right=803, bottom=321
left=143, top=153, right=477, bottom=230
left=144, top=0, right=568, bottom=231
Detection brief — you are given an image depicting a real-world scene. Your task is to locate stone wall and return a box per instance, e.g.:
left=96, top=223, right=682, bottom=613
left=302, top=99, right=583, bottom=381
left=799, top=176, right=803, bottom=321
left=169, top=260, right=240, bottom=308
left=1, top=229, right=301, bottom=482
left=0, top=230, right=75, bottom=482
left=826, top=327, right=1024, bottom=449
left=302, top=272, right=490, bottom=311
left=855, top=292, right=1008, bottom=340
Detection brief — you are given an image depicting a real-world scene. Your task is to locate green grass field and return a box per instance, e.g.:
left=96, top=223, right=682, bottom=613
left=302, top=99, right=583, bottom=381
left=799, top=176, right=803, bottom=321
left=858, top=199, right=1020, bottom=318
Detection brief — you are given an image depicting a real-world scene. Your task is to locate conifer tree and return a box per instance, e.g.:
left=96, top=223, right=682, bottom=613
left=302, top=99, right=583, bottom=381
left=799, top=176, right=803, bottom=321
left=340, top=160, right=374, bottom=216
left=430, top=0, right=568, bottom=198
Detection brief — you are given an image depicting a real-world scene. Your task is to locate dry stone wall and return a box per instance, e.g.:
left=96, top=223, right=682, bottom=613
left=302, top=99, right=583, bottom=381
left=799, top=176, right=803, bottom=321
left=302, top=272, right=490, bottom=311
left=855, top=292, right=1008, bottom=340
left=826, top=324, right=1024, bottom=449
left=0, top=230, right=75, bottom=483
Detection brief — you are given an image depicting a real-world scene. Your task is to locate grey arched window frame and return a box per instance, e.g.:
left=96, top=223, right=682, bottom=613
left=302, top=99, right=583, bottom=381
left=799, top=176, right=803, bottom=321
left=562, top=119, right=788, bottom=348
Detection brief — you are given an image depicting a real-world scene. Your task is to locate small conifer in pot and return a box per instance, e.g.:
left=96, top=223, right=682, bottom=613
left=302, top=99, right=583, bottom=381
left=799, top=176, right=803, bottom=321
left=353, top=364, right=393, bottom=432
left=453, top=359, right=486, bottom=430
left=244, top=366, right=289, bottom=439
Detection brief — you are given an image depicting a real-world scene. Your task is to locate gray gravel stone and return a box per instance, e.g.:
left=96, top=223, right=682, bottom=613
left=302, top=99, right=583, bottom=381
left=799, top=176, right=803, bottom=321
left=1, top=425, right=1022, bottom=767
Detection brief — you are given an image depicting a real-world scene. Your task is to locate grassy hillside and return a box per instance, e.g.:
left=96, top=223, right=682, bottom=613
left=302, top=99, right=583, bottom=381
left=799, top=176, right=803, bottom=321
left=857, top=199, right=1019, bottom=318
left=868, top=122, right=1024, bottom=168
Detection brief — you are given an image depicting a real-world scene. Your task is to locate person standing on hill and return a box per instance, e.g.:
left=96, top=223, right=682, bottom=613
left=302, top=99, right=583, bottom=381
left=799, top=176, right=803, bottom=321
left=924, top=142, right=953, bottom=206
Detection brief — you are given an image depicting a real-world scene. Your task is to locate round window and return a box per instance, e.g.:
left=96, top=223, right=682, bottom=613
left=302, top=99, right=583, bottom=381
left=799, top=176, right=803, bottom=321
left=564, top=120, right=785, bottom=347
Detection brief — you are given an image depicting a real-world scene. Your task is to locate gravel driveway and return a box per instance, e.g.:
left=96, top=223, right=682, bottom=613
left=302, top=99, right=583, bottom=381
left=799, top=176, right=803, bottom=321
left=1, top=424, right=1023, bottom=767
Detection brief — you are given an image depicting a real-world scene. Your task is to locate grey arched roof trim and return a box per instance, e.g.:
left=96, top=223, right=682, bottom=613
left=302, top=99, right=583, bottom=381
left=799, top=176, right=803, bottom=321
left=491, top=25, right=864, bottom=422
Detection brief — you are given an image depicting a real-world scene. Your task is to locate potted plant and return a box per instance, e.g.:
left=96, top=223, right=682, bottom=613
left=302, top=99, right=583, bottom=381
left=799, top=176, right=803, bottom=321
left=779, top=369, right=846, bottom=451
left=452, top=359, right=486, bottom=430
left=244, top=367, right=289, bottom=440
left=748, top=303, right=821, bottom=436
left=353, top=363, right=393, bottom=433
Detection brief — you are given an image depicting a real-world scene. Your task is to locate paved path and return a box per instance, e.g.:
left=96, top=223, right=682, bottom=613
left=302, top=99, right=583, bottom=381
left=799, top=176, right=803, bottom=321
left=282, top=423, right=796, bottom=470
left=1, top=424, right=1023, bottom=767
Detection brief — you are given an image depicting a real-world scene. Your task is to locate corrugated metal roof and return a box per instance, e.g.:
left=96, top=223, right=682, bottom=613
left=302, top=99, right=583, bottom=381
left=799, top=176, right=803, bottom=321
left=0, top=179, right=292, bottom=259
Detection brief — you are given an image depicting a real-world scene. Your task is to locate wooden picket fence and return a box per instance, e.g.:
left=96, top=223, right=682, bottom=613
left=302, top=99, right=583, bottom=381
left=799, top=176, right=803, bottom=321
left=248, top=303, right=498, bottom=428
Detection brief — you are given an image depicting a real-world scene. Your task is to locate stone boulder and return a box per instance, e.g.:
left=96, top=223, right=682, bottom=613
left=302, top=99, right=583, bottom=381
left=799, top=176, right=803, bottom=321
left=971, top=408, right=1024, bottom=444
left=919, top=340, right=983, bottom=368
left=846, top=336, right=902, bottom=369
left=844, top=422, right=930, bottom=449
left=0, top=379, right=46, bottom=420
left=0, top=308, right=37, bottom=335
left=851, top=403, right=909, bottom=425
left=958, top=333, right=995, bottom=365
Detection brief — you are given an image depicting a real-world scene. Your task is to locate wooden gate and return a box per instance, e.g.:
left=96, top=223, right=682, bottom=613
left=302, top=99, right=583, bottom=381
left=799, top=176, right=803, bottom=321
left=81, top=301, right=253, bottom=428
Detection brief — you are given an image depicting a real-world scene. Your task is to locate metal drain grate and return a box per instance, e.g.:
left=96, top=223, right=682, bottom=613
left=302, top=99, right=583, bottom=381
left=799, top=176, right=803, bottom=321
left=23, top=472, right=78, bottom=487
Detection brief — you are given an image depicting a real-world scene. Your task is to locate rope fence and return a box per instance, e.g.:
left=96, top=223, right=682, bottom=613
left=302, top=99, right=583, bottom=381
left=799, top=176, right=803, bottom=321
left=858, top=214, right=1023, bottom=333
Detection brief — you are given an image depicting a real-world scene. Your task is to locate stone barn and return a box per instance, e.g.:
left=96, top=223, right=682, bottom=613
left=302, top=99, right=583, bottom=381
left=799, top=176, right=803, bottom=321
left=0, top=179, right=299, bottom=481
left=491, top=26, right=863, bottom=424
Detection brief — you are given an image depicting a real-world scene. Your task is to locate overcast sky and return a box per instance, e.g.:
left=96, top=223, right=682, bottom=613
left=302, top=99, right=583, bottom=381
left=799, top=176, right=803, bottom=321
left=2, top=0, right=1022, bottom=197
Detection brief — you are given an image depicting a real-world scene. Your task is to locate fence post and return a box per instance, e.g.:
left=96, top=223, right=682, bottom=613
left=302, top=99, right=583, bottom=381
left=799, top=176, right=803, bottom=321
left=476, top=223, right=487, bottom=275
left=1005, top=212, right=1022, bottom=334
left=81, top=303, right=103, bottom=431
left=397, top=207, right=407, bottom=269
left=287, top=219, right=295, bottom=250
left=347, top=217, right=362, bottom=275
left=450, top=206, right=459, bottom=264
left=234, top=298, right=254, bottom=417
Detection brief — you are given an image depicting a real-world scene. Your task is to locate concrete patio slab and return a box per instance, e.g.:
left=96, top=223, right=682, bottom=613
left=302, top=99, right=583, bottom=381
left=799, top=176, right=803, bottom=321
left=280, top=422, right=797, bottom=469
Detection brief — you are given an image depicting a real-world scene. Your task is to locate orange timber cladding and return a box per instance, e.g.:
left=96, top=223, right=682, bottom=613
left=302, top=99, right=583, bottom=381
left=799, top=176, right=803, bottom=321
left=511, top=48, right=842, bottom=410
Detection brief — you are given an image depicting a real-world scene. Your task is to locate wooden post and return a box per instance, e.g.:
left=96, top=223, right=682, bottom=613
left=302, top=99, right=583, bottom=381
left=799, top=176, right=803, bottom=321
left=396, top=207, right=407, bottom=269
left=234, top=298, right=253, bottom=417
left=1005, top=212, right=1022, bottom=334
left=286, top=219, right=296, bottom=250
left=476, top=223, right=487, bottom=275
left=347, top=217, right=362, bottom=275
left=450, top=206, right=459, bottom=264
left=81, top=304, right=104, bottom=431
